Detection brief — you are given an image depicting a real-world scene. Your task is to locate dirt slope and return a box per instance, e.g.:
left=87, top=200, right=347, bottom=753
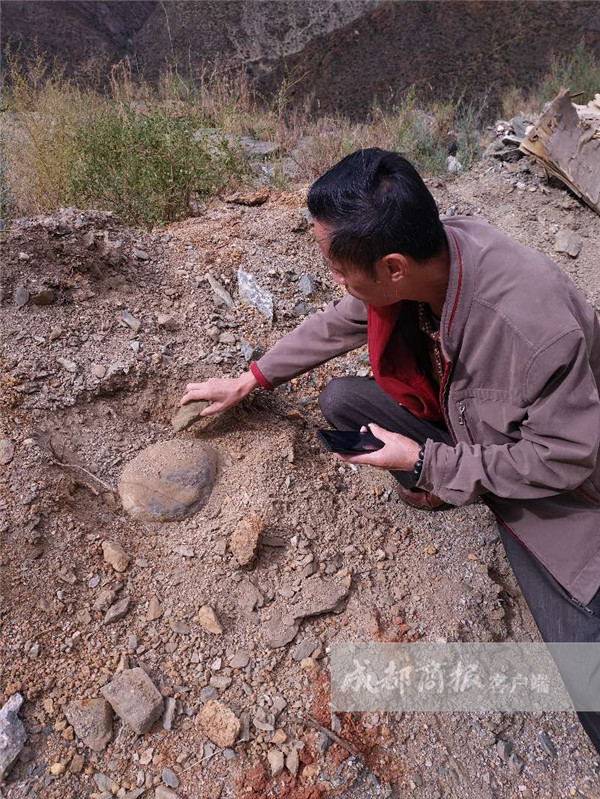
left=1, top=156, right=600, bottom=798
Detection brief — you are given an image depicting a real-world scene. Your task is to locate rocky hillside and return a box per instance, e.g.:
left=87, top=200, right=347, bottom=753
left=0, top=1, right=380, bottom=82
left=259, top=0, right=600, bottom=117
left=3, top=1, right=599, bottom=117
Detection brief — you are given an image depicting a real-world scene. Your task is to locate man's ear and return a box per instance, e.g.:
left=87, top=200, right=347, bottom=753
left=383, top=253, right=407, bottom=281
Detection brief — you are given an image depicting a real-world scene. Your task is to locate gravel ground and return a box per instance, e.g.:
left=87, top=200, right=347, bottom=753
left=1, top=153, right=600, bottom=799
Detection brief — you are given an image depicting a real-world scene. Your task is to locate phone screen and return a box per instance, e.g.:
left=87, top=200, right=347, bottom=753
left=318, top=429, right=384, bottom=455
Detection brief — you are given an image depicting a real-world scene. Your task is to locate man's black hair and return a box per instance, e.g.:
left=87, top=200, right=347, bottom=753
left=307, top=148, right=447, bottom=277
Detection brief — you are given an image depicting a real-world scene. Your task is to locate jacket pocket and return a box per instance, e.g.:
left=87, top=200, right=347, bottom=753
left=451, top=392, right=526, bottom=447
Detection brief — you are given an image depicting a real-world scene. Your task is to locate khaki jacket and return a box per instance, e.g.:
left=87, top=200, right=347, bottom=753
left=253, top=217, right=600, bottom=604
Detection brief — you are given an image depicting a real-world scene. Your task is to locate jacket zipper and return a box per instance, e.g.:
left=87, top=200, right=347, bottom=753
left=456, top=400, right=475, bottom=443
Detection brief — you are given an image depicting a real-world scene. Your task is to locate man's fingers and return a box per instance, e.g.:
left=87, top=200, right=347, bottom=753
left=336, top=451, right=382, bottom=466
left=180, top=390, right=205, bottom=406
left=367, top=422, right=397, bottom=444
left=200, top=402, right=223, bottom=417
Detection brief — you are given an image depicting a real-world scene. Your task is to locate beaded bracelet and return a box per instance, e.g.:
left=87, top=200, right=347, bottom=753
left=408, top=443, right=426, bottom=488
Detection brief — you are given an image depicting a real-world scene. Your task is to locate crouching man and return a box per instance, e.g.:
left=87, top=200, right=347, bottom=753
left=181, top=148, right=600, bottom=752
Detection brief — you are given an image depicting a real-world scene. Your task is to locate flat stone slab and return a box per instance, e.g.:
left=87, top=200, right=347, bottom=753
left=119, top=440, right=218, bottom=522
left=101, top=668, right=163, bottom=735
left=171, top=400, right=209, bottom=433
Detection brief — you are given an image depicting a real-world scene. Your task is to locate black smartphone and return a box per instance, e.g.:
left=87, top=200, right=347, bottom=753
left=317, top=429, right=385, bottom=455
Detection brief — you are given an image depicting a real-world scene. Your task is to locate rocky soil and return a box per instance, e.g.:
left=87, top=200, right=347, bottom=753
left=2, top=148, right=600, bottom=799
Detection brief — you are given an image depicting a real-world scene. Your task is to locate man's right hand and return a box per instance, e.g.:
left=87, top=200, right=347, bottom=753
left=180, top=371, right=259, bottom=417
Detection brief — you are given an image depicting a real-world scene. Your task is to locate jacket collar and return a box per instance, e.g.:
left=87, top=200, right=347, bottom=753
left=439, top=221, right=477, bottom=362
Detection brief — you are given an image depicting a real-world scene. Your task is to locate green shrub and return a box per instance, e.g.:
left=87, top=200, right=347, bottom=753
left=70, top=105, right=248, bottom=226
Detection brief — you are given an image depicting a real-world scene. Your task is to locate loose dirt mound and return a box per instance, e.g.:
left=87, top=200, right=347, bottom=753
left=2, top=159, right=600, bottom=798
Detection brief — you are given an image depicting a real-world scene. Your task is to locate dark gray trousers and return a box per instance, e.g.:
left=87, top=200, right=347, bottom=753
left=319, top=376, right=600, bottom=755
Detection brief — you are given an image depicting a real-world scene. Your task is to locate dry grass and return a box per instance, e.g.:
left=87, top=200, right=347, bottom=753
left=0, top=49, right=518, bottom=226
left=502, top=39, right=600, bottom=118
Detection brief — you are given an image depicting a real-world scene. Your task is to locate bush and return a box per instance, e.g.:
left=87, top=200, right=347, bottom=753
left=70, top=106, right=248, bottom=227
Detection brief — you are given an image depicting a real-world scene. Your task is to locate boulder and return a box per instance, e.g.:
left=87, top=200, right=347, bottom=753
left=118, top=440, right=218, bottom=522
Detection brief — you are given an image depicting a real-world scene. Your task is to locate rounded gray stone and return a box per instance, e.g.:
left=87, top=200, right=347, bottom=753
left=118, top=440, right=218, bottom=522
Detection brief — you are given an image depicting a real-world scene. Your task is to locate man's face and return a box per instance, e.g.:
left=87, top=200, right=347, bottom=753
left=314, top=219, right=409, bottom=307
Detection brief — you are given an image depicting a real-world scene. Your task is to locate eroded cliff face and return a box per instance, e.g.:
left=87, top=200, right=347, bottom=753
left=1, top=0, right=381, bottom=78
left=1, top=1, right=157, bottom=66
left=2, top=0, right=598, bottom=118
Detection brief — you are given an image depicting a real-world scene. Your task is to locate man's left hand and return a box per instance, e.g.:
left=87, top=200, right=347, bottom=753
left=335, top=423, right=422, bottom=471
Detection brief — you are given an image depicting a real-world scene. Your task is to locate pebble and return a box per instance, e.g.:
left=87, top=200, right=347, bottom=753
left=555, top=229, right=583, bottom=258
left=157, top=313, right=179, bottom=330
left=197, top=605, right=223, bottom=635
left=272, top=729, right=287, bottom=745
left=0, top=694, right=27, bottom=778
left=147, top=597, right=163, bottom=621
left=0, top=439, right=15, bottom=466
left=69, top=753, right=84, bottom=774
left=240, top=340, right=264, bottom=363
left=292, top=639, right=318, bottom=662
left=119, top=440, right=218, bottom=521
left=496, top=739, right=513, bottom=761
left=162, top=768, right=180, bottom=788
left=508, top=752, right=525, bottom=774
left=197, top=700, right=240, bottom=748
left=207, top=274, right=235, bottom=308
left=14, top=286, right=30, bottom=308
left=155, top=788, right=180, bottom=799
left=267, top=748, right=284, bottom=777
left=94, top=588, right=117, bottom=611
left=229, top=650, right=250, bottom=669
left=537, top=729, right=557, bottom=757
left=103, top=597, right=131, bottom=625
left=102, top=540, right=131, bottom=572
left=169, top=619, right=191, bottom=635
left=50, top=762, right=65, bottom=776
left=298, top=274, right=314, bottom=296
left=133, top=248, right=150, bottom=261
left=200, top=687, right=218, bottom=703
left=173, top=545, right=194, bottom=557
left=286, top=747, right=300, bottom=776
left=94, top=772, right=114, bottom=792
left=65, top=698, right=113, bottom=751
left=229, top=514, right=263, bottom=566
left=92, top=364, right=107, bottom=379
left=162, top=697, right=177, bottom=731
left=101, top=668, right=164, bottom=734
left=447, top=155, right=463, bottom=173
left=122, top=311, right=141, bottom=332
left=58, top=357, right=77, bottom=373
